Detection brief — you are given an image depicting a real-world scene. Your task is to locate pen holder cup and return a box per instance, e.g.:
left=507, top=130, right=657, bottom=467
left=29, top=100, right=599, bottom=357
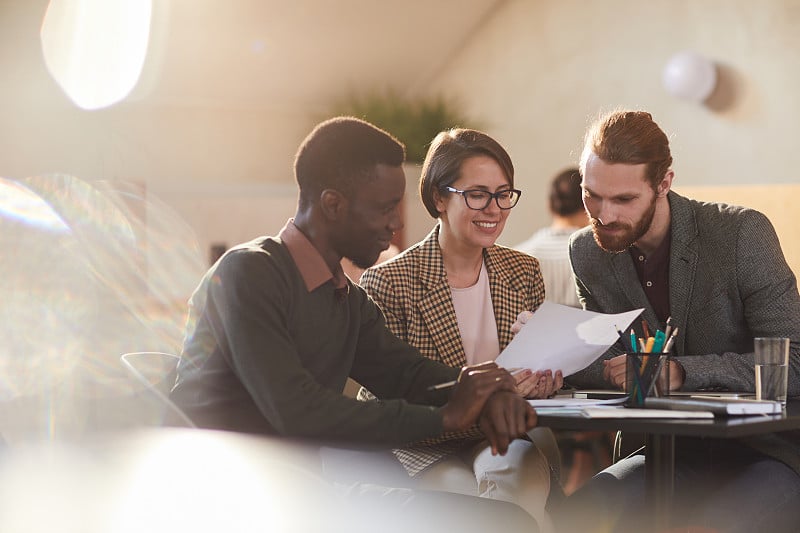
left=625, top=353, right=671, bottom=407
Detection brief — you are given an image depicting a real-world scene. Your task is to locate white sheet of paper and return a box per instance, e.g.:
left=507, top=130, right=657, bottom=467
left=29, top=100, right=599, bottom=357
left=527, top=397, right=627, bottom=408
left=580, top=407, right=713, bottom=419
left=496, top=301, right=643, bottom=375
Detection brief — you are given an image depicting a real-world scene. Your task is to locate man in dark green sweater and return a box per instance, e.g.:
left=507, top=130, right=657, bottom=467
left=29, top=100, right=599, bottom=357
left=170, top=118, right=539, bottom=530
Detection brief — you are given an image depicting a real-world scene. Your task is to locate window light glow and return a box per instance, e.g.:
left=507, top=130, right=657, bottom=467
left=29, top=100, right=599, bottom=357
left=40, top=0, right=152, bottom=110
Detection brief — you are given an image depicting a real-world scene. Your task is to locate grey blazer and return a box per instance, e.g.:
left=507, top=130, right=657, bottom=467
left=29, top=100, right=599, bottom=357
left=568, top=191, right=800, bottom=395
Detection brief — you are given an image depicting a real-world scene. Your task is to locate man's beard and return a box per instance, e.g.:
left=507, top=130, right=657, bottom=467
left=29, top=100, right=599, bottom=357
left=591, top=198, right=656, bottom=253
left=348, top=252, right=379, bottom=270
left=344, top=242, right=384, bottom=270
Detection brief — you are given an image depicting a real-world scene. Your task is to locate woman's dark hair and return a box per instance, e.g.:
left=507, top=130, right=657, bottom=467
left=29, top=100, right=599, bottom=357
left=419, top=128, right=513, bottom=218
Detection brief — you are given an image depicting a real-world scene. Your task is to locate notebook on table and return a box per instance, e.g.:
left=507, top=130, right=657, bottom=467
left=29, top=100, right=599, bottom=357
left=582, top=406, right=713, bottom=419
left=572, top=390, right=756, bottom=400
left=571, top=390, right=627, bottom=400
left=644, top=396, right=782, bottom=416
left=669, top=391, right=756, bottom=399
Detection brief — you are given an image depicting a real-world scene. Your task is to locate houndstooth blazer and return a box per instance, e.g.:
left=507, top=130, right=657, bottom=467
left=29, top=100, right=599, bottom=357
left=358, top=224, right=545, bottom=476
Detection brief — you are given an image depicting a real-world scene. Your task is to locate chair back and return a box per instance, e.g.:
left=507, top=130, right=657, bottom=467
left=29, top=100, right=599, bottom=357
left=120, top=351, right=196, bottom=428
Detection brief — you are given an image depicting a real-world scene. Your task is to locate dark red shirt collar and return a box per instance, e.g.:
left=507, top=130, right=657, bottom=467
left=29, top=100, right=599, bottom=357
left=278, top=219, right=348, bottom=293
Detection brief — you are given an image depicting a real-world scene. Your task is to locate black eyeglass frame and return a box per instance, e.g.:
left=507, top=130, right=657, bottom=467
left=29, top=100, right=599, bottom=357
left=440, top=186, right=522, bottom=210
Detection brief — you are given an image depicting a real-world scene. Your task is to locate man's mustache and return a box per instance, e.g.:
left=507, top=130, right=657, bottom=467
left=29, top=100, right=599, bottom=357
left=591, top=218, right=626, bottom=231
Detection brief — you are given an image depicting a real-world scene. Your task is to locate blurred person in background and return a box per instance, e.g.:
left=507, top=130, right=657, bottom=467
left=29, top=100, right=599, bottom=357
left=515, top=167, right=588, bottom=307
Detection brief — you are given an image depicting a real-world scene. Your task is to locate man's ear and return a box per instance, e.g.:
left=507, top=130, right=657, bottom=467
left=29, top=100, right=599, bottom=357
left=656, top=170, right=674, bottom=198
left=320, top=189, right=348, bottom=221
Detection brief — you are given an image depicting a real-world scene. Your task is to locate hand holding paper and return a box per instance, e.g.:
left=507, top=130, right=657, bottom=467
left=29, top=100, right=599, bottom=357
left=497, top=302, right=644, bottom=376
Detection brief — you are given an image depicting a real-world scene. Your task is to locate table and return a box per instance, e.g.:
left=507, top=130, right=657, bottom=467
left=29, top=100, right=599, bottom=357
left=536, top=399, right=800, bottom=531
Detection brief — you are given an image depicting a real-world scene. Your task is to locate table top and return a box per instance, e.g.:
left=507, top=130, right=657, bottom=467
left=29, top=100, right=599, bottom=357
left=536, top=399, right=800, bottom=439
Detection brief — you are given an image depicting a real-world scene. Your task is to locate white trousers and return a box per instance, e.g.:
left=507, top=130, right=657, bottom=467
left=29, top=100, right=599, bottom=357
left=415, top=438, right=554, bottom=533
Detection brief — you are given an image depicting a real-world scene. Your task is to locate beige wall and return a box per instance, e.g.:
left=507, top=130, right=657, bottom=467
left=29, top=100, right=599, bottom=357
left=425, top=0, right=800, bottom=248
left=675, top=184, right=800, bottom=277
left=2, top=0, right=799, bottom=271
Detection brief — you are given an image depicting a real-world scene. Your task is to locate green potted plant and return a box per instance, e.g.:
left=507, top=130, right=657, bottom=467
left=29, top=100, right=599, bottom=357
left=327, top=91, right=475, bottom=164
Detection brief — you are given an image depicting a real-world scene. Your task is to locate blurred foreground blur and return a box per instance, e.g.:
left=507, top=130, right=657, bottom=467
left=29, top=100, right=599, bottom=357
left=0, top=174, right=205, bottom=441
left=0, top=175, right=541, bottom=533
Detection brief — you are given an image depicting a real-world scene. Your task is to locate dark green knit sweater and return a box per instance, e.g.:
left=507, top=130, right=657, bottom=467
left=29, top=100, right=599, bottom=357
left=171, top=236, right=458, bottom=447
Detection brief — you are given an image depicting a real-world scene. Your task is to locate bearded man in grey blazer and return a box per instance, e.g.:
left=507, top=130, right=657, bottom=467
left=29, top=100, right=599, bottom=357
left=550, top=109, right=800, bottom=533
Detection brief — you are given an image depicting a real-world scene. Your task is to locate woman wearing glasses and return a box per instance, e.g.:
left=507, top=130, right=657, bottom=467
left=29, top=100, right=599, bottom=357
left=358, top=128, right=561, bottom=532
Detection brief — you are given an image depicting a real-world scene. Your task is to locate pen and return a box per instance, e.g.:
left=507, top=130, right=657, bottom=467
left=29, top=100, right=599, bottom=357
left=616, top=325, right=633, bottom=352
left=652, top=330, right=666, bottom=353
left=644, top=336, right=655, bottom=353
left=646, top=355, right=667, bottom=398
left=427, top=368, right=526, bottom=391
left=663, top=316, right=673, bottom=340
left=630, top=358, right=645, bottom=404
left=663, top=327, right=679, bottom=353
left=427, top=380, right=460, bottom=391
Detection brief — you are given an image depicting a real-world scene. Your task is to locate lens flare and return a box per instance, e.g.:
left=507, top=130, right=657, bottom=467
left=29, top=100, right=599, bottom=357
left=0, top=174, right=204, bottom=436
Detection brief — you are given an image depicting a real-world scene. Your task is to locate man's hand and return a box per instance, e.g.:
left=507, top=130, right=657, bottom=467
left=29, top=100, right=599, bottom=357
left=603, top=355, right=686, bottom=391
left=602, top=355, right=627, bottom=389
left=510, top=310, right=534, bottom=335
left=668, top=358, right=686, bottom=390
left=440, top=362, right=516, bottom=433
left=515, top=369, right=564, bottom=398
left=478, top=390, right=538, bottom=455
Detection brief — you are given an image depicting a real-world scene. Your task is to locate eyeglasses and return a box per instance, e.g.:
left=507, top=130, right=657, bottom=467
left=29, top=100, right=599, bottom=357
left=441, top=186, right=522, bottom=210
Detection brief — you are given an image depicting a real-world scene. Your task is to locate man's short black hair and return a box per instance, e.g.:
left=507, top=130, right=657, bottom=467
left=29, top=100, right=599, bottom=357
left=294, top=117, right=406, bottom=206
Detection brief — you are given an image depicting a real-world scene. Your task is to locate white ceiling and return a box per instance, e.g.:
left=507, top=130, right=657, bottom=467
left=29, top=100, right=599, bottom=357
left=132, top=0, right=504, bottom=109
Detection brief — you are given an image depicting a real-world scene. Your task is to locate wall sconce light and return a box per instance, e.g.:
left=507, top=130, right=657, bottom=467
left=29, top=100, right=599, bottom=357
left=662, top=51, right=718, bottom=103
left=40, top=0, right=152, bottom=111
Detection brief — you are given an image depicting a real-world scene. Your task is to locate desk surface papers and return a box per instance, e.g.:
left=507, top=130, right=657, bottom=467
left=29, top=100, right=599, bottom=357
left=496, top=301, right=643, bottom=376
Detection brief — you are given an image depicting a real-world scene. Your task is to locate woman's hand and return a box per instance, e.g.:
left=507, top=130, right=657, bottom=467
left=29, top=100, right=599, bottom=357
left=510, top=310, right=534, bottom=335
left=514, top=368, right=563, bottom=399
